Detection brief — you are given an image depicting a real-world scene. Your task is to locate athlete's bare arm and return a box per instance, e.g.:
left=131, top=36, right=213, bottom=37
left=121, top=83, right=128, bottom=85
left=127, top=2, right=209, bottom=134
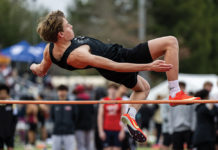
left=67, top=45, right=173, bottom=73
left=30, top=44, right=173, bottom=77
left=119, top=105, right=126, bottom=141
left=30, top=44, right=52, bottom=77
left=97, top=103, right=106, bottom=141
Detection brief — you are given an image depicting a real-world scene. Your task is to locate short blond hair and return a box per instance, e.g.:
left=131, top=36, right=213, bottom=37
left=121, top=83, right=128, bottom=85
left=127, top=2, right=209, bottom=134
left=37, top=10, right=65, bottom=43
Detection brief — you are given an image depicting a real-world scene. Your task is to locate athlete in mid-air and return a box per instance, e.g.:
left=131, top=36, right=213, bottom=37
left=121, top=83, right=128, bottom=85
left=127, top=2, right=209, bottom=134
left=30, top=10, right=200, bottom=143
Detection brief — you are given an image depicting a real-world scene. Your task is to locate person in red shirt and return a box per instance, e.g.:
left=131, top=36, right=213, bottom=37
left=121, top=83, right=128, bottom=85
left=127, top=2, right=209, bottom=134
left=98, top=83, right=125, bottom=150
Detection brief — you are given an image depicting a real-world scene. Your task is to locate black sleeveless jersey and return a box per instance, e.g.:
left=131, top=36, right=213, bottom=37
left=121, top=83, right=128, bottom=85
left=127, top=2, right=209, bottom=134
left=48, top=36, right=146, bottom=88
left=49, top=36, right=123, bottom=71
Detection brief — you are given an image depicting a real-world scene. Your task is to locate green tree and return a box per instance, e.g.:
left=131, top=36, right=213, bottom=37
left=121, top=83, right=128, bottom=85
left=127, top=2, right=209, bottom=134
left=0, top=0, right=48, bottom=48
left=67, top=0, right=139, bottom=47
left=66, top=0, right=141, bottom=75
left=148, top=0, right=218, bottom=74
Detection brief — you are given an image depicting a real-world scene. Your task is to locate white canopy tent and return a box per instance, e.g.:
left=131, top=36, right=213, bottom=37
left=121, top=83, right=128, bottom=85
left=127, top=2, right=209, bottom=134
left=51, top=76, right=107, bottom=87
left=147, top=73, right=218, bottom=100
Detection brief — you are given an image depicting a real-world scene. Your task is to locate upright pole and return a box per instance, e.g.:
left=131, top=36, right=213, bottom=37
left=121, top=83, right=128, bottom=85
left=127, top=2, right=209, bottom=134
left=32, top=0, right=37, bottom=44
left=138, top=0, right=146, bottom=42
left=138, top=0, right=150, bottom=81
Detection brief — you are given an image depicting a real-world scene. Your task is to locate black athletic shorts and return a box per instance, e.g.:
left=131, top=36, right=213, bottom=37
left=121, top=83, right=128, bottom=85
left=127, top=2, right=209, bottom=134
left=121, top=132, right=131, bottom=150
left=28, top=123, right=37, bottom=132
left=196, top=142, right=215, bottom=150
left=0, top=136, right=14, bottom=148
left=172, top=130, right=193, bottom=150
left=163, top=133, right=172, bottom=147
left=215, top=129, right=218, bottom=144
left=102, top=130, right=122, bottom=148
left=97, top=42, right=153, bottom=88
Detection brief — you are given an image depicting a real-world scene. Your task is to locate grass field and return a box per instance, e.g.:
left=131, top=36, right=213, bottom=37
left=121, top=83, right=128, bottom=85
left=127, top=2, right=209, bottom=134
left=13, top=136, right=158, bottom=150
left=13, top=147, right=153, bottom=150
left=14, top=146, right=153, bottom=150
left=13, top=145, right=155, bottom=150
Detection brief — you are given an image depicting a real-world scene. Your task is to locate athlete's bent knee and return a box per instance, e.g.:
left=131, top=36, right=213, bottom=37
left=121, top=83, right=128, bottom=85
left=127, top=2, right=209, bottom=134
left=166, top=36, right=179, bottom=51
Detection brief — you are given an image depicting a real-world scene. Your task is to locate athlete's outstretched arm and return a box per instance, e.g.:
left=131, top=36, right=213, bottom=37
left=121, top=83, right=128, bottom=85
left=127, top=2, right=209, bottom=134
left=30, top=45, right=52, bottom=77
left=68, top=45, right=173, bottom=72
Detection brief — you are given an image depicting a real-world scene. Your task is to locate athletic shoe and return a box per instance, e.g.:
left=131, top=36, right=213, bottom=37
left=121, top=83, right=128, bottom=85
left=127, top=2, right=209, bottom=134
left=121, top=113, right=147, bottom=143
left=169, top=90, right=200, bottom=106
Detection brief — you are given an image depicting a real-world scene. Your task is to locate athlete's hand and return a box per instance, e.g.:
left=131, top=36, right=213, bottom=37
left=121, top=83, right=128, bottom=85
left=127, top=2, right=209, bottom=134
left=149, top=60, right=173, bottom=72
left=99, top=131, right=106, bottom=141
left=30, top=63, right=46, bottom=77
left=118, top=130, right=125, bottom=141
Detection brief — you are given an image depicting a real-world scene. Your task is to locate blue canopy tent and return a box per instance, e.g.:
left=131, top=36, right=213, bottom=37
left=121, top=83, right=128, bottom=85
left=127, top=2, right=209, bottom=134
left=28, top=42, right=46, bottom=63
left=0, top=41, right=34, bottom=62
left=0, top=41, right=46, bottom=63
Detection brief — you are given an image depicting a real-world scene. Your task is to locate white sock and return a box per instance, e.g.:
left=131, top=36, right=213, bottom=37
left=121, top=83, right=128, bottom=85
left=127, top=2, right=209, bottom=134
left=127, top=107, right=137, bottom=119
left=168, top=80, right=181, bottom=98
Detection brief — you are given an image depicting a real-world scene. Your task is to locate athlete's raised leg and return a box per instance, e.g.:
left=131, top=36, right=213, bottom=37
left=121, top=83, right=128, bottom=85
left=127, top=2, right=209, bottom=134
left=148, top=36, right=179, bottom=81
left=148, top=36, right=200, bottom=106
left=121, top=75, right=149, bottom=143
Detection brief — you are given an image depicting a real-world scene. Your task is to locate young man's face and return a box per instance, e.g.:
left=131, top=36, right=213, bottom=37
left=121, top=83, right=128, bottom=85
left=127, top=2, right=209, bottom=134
left=204, top=84, right=213, bottom=92
left=57, top=90, right=68, bottom=100
left=0, top=89, right=9, bottom=100
left=59, top=18, right=75, bottom=41
left=107, top=87, right=117, bottom=99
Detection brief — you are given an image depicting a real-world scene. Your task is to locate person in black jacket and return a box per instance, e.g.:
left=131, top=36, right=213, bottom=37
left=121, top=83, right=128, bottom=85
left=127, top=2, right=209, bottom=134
left=193, top=89, right=218, bottom=150
left=50, top=85, right=77, bottom=150
left=0, top=84, right=17, bottom=150
left=74, top=84, right=95, bottom=150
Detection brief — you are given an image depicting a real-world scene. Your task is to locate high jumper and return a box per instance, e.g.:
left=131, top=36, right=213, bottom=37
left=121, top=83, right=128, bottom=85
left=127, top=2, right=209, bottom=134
left=30, top=10, right=200, bottom=143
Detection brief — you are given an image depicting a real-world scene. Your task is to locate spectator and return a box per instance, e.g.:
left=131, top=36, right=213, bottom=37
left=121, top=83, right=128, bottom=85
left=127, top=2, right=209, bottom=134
left=98, top=83, right=125, bottom=150
left=193, top=90, right=218, bottom=150
left=86, top=84, right=95, bottom=100
left=94, top=86, right=107, bottom=150
left=50, top=85, right=77, bottom=150
left=137, top=104, right=153, bottom=134
left=36, top=94, right=49, bottom=144
left=94, top=87, right=107, bottom=101
left=16, top=103, right=26, bottom=144
left=74, top=84, right=95, bottom=150
left=211, top=80, right=218, bottom=150
left=25, top=96, right=38, bottom=147
left=161, top=102, right=172, bottom=150
left=152, top=95, right=164, bottom=147
left=0, top=84, right=17, bottom=150
left=116, top=85, right=136, bottom=150
left=179, top=82, right=186, bottom=91
left=211, top=80, right=218, bottom=100
left=169, top=81, right=195, bottom=150
left=203, top=81, right=213, bottom=93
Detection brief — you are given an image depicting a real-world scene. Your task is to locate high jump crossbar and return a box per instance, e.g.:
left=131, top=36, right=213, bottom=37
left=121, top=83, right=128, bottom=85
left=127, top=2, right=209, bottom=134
left=0, top=100, right=217, bottom=105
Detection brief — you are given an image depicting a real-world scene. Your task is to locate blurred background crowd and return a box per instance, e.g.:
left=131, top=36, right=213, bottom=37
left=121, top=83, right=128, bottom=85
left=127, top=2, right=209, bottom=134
left=0, top=66, right=218, bottom=150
